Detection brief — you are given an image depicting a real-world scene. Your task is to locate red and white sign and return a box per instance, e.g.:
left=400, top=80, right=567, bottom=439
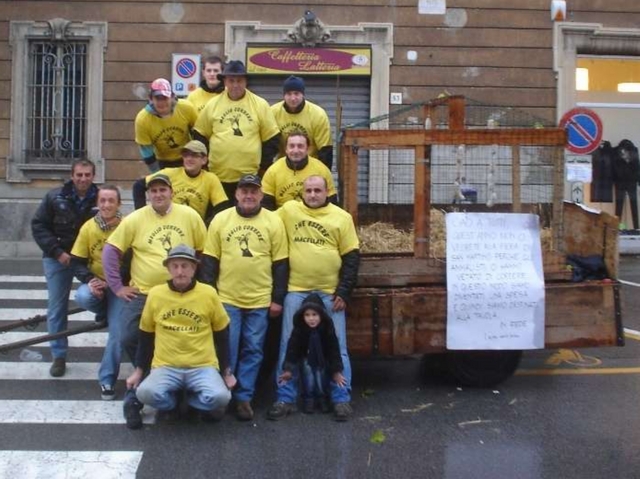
left=171, top=54, right=201, bottom=97
left=559, top=108, right=603, bottom=155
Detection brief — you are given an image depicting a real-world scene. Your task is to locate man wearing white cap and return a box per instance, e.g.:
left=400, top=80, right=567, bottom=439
left=134, top=78, right=198, bottom=173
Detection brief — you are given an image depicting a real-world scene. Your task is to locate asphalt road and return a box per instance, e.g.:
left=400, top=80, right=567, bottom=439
left=1, top=258, right=640, bottom=479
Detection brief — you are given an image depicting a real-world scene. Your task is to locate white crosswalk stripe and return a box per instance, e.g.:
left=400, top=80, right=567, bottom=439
left=0, top=274, right=147, bottom=475
left=0, top=451, right=143, bottom=479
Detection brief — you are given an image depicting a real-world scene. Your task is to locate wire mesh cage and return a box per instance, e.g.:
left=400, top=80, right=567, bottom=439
left=339, top=96, right=568, bottom=265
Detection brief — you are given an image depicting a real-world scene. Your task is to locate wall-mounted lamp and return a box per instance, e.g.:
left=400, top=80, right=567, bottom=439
left=551, top=0, right=566, bottom=21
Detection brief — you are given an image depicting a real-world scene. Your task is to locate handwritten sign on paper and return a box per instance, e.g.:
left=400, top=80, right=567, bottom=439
left=446, top=213, right=545, bottom=350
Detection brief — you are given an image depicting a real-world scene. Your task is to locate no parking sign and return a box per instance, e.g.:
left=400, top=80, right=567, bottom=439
left=559, top=107, right=603, bottom=154
left=171, top=54, right=201, bottom=97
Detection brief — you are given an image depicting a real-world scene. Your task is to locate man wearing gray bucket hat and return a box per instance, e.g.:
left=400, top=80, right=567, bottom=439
left=125, top=244, right=235, bottom=428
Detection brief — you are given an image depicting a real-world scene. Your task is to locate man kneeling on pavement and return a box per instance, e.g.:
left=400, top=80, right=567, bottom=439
left=124, top=244, right=236, bottom=429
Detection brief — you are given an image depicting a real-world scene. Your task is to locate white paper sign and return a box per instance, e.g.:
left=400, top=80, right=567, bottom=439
left=566, top=162, right=592, bottom=182
left=446, top=213, right=545, bottom=350
left=419, top=0, right=446, bottom=15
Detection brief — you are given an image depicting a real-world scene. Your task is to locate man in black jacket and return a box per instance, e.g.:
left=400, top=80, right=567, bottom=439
left=31, top=159, right=99, bottom=377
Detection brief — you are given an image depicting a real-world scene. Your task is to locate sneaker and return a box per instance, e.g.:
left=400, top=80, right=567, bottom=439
left=333, top=402, right=353, bottom=422
left=100, top=384, right=116, bottom=401
left=94, top=314, right=107, bottom=325
left=123, top=399, right=143, bottom=430
left=302, top=398, right=315, bottom=414
left=236, top=401, right=254, bottom=421
left=49, top=358, right=66, bottom=378
left=267, top=401, right=295, bottom=421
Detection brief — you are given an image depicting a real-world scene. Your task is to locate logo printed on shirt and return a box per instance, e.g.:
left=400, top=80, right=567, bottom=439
left=219, top=107, right=254, bottom=137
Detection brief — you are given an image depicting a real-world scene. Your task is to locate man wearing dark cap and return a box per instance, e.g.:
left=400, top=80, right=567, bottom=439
left=133, top=140, right=230, bottom=224
left=200, top=174, right=289, bottom=421
left=271, top=75, right=333, bottom=169
left=102, top=173, right=206, bottom=424
left=134, top=78, right=198, bottom=173
left=124, top=244, right=236, bottom=429
left=193, top=61, right=281, bottom=200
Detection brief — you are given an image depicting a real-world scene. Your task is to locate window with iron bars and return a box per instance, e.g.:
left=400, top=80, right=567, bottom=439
left=9, top=19, right=107, bottom=182
left=26, top=40, right=88, bottom=165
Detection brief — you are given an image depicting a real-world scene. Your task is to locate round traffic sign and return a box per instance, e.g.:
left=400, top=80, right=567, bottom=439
left=176, top=58, right=197, bottom=79
left=559, top=107, right=603, bottom=154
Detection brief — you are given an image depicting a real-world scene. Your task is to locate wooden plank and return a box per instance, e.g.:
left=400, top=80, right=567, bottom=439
left=391, top=294, right=415, bottom=355
left=343, top=129, right=566, bottom=147
left=512, top=146, right=521, bottom=212
left=448, top=96, right=465, bottom=130
left=414, top=144, right=428, bottom=257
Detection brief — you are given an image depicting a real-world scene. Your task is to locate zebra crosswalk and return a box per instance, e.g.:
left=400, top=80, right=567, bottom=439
left=0, top=273, right=148, bottom=478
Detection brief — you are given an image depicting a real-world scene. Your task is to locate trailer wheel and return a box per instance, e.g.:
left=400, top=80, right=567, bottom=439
left=446, top=350, right=522, bottom=388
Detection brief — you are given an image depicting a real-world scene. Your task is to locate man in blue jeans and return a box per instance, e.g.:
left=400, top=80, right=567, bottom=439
left=268, top=175, right=360, bottom=421
left=31, top=159, right=99, bottom=377
left=200, top=174, right=289, bottom=421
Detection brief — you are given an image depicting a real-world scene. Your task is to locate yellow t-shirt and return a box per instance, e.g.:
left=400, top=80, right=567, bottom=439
left=107, top=204, right=206, bottom=294
left=271, top=99, right=332, bottom=158
left=262, top=156, right=337, bottom=208
left=71, top=218, right=118, bottom=280
left=187, top=87, right=220, bottom=113
left=134, top=99, right=198, bottom=163
left=278, top=201, right=359, bottom=293
left=145, top=168, right=227, bottom=219
left=140, top=282, right=229, bottom=369
left=204, top=208, right=288, bottom=308
left=194, top=89, right=280, bottom=183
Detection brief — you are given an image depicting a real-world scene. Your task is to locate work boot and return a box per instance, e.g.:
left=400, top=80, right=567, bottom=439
left=302, top=398, right=315, bottom=414
left=49, top=358, right=66, bottom=377
left=123, top=398, right=144, bottom=430
left=266, top=401, right=295, bottom=420
left=333, top=402, right=353, bottom=422
left=236, top=401, right=254, bottom=421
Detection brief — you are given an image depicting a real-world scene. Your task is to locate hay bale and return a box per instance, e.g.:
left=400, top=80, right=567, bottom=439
left=359, top=210, right=553, bottom=257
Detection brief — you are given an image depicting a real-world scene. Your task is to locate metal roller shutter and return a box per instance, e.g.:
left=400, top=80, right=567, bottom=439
left=249, top=76, right=371, bottom=201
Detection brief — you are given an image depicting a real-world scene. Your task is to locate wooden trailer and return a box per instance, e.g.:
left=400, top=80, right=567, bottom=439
left=339, top=97, right=623, bottom=386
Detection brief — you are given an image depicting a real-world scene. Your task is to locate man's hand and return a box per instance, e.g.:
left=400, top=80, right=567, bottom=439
left=116, top=286, right=140, bottom=302
left=333, top=371, right=347, bottom=387
left=277, top=370, right=292, bottom=385
left=333, top=295, right=346, bottom=312
left=88, top=278, right=107, bottom=299
left=126, top=367, right=144, bottom=390
left=57, top=252, right=71, bottom=267
left=222, top=370, right=237, bottom=390
left=269, top=302, right=283, bottom=318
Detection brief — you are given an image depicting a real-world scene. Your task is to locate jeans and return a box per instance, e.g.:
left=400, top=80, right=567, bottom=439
left=301, top=362, right=329, bottom=400
left=43, top=257, right=75, bottom=359
left=275, top=291, right=351, bottom=404
left=136, top=366, right=231, bottom=412
left=223, top=304, right=269, bottom=402
left=119, top=294, right=148, bottom=366
left=74, top=284, right=124, bottom=387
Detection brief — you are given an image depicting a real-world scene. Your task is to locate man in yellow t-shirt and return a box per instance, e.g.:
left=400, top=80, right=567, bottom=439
left=193, top=61, right=281, bottom=200
left=103, top=174, right=206, bottom=370
left=271, top=76, right=333, bottom=169
left=124, top=245, right=236, bottom=429
left=134, top=140, right=230, bottom=223
left=134, top=78, right=198, bottom=172
left=268, top=175, right=360, bottom=422
left=70, top=185, right=124, bottom=400
left=262, top=131, right=337, bottom=210
left=200, top=174, right=289, bottom=421
left=186, top=56, right=225, bottom=113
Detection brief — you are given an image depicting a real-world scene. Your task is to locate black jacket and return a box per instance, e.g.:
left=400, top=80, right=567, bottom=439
left=31, top=180, right=98, bottom=259
left=282, top=294, right=343, bottom=374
